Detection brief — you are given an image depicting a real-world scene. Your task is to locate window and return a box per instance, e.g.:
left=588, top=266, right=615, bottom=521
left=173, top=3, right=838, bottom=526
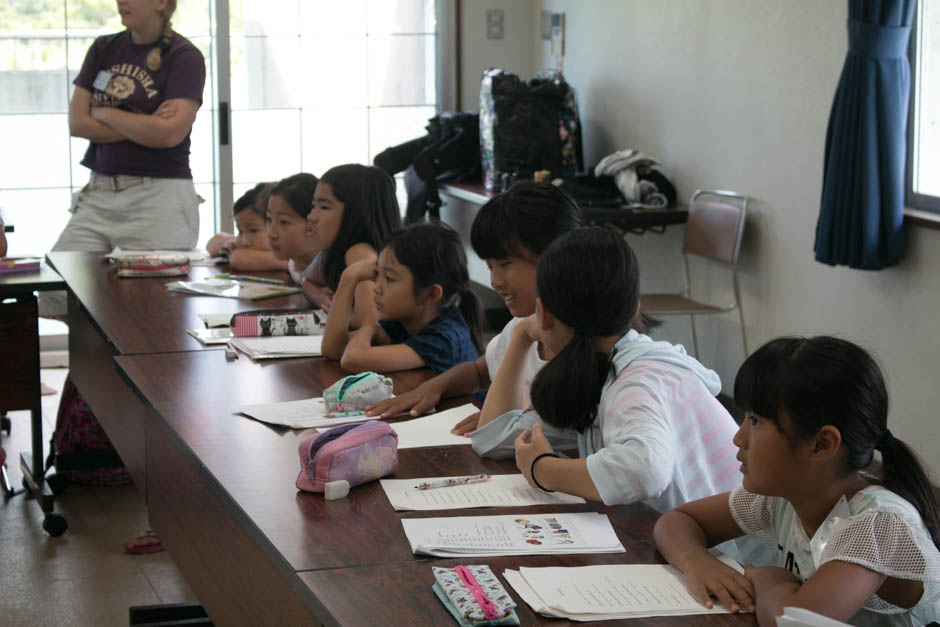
left=908, top=0, right=940, bottom=214
left=226, top=0, right=441, bottom=224
left=0, top=0, right=449, bottom=257
left=0, top=0, right=215, bottom=257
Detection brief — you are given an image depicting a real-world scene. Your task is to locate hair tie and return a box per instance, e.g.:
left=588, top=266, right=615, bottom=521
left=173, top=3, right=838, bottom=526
left=573, top=327, right=594, bottom=339
left=530, top=452, right=561, bottom=492
left=876, top=429, right=893, bottom=450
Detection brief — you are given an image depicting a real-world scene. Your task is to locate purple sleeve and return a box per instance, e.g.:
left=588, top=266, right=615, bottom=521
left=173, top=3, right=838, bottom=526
left=73, top=37, right=106, bottom=91
left=163, top=41, right=206, bottom=104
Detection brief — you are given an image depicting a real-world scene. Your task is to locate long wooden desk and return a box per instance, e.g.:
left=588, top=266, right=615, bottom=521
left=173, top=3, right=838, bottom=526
left=115, top=351, right=753, bottom=626
left=45, top=251, right=309, bottom=494
left=48, top=253, right=755, bottom=625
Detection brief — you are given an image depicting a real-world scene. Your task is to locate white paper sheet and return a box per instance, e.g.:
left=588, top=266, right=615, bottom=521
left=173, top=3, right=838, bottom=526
left=380, top=474, right=586, bottom=511
left=401, top=512, right=624, bottom=557
left=238, top=397, right=375, bottom=429
left=777, top=607, right=851, bottom=627
left=186, top=327, right=233, bottom=345
left=503, top=555, right=745, bottom=621
left=229, top=335, right=322, bottom=359
left=166, top=278, right=300, bottom=301
left=390, top=404, right=478, bottom=449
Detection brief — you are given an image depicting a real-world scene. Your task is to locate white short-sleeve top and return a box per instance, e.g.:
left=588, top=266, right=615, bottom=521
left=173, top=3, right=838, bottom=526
left=729, top=484, right=940, bottom=626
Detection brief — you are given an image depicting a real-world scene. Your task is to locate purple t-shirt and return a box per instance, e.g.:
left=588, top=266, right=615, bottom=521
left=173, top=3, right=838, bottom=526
left=74, top=31, right=206, bottom=178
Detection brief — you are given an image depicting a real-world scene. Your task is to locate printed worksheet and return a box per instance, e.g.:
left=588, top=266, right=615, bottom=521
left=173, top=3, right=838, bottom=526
left=380, top=474, right=586, bottom=511
left=401, top=512, right=624, bottom=557
left=503, top=555, right=744, bottom=620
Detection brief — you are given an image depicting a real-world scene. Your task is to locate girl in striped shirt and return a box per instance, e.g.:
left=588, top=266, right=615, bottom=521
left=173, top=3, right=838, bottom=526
left=654, top=336, right=940, bottom=625
left=470, top=227, right=743, bottom=512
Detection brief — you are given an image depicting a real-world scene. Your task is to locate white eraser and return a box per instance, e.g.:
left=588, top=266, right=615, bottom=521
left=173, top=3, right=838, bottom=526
left=225, top=347, right=237, bottom=361
left=324, top=480, right=350, bottom=500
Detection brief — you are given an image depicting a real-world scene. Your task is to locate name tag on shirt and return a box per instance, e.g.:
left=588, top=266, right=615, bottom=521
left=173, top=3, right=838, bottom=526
left=92, top=70, right=112, bottom=91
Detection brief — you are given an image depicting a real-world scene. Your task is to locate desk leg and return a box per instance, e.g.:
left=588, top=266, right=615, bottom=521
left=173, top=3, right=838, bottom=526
left=1, top=294, right=68, bottom=536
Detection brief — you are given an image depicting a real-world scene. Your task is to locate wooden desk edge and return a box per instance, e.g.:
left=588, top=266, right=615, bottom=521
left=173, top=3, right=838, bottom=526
left=113, top=354, right=336, bottom=626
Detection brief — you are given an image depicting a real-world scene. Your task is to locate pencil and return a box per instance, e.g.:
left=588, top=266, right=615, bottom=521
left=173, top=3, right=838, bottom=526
left=414, top=474, right=491, bottom=490
left=216, top=273, right=285, bottom=285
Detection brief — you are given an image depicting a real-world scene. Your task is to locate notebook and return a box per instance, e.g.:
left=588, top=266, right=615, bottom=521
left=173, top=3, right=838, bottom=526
left=228, top=335, right=322, bottom=359
left=0, top=257, right=41, bottom=275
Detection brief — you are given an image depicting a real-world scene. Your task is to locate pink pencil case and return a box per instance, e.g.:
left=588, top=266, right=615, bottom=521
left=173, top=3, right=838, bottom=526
left=114, top=254, right=190, bottom=277
left=296, top=421, right=398, bottom=493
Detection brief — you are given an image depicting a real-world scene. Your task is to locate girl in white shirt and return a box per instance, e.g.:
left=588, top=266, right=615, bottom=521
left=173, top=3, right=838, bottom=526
left=654, top=336, right=940, bottom=625
left=471, top=227, right=742, bottom=512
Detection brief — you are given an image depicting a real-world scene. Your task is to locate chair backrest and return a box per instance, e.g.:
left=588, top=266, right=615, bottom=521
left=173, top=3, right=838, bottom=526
left=681, top=189, right=747, bottom=265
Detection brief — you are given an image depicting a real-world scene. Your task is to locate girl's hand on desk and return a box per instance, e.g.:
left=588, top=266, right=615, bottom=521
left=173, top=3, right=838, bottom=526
left=514, top=423, right=554, bottom=485
left=366, top=380, right=443, bottom=418
left=302, top=281, right=333, bottom=313
left=683, top=554, right=755, bottom=614
left=451, top=412, right=480, bottom=436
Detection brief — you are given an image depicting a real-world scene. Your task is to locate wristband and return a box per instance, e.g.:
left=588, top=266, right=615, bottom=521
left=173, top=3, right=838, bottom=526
left=530, top=452, right=561, bottom=492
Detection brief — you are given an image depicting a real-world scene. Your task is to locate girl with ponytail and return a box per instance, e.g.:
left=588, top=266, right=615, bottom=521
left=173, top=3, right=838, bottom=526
left=471, top=227, right=743, bottom=513
left=655, top=336, right=940, bottom=625
left=336, top=222, right=482, bottom=375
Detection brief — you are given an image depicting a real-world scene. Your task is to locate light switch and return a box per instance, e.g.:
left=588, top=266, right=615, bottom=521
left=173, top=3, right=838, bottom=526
left=487, top=9, right=504, bottom=40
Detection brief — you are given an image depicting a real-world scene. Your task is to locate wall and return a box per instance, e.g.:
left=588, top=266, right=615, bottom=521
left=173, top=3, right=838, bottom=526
left=459, top=0, right=536, bottom=110
left=462, top=0, right=940, bottom=475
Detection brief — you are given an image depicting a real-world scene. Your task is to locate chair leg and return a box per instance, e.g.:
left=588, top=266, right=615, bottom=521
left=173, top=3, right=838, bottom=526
left=738, top=306, right=748, bottom=357
left=689, top=314, right=700, bottom=359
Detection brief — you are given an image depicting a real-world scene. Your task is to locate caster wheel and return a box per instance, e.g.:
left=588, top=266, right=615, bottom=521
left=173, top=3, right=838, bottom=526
left=47, top=473, right=67, bottom=495
left=43, top=513, right=68, bottom=537
left=22, top=476, right=30, bottom=490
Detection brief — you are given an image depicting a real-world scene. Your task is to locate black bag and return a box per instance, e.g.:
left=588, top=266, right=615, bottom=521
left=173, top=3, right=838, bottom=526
left=479, top=68, right=583, bottom=192
left=374, top=111, right=481, bottom=223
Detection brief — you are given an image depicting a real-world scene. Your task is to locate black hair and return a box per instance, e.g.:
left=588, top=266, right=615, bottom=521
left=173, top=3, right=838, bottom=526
left=233, top=182, right=274, bottom=220
left=269, top=172, right=318, bottom=219
left=318, top=164, right=402, bottom=290
left=529, top=227, right=641, bottom=432
left=734, top=336, right=940, bottom=548
left=470, top=181, right=583, bottom=261
left=382, top=222, right=484, bottom=354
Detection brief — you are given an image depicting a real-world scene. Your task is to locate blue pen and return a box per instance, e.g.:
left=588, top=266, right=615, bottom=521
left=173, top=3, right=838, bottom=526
left=216, top=273, right=285, bottom=285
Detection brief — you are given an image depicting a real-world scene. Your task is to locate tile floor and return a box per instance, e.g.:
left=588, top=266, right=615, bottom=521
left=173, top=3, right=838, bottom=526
left=1, top=365, right=197, bottom=627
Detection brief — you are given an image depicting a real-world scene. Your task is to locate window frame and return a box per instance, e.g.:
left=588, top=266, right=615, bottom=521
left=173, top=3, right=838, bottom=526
left=906, top=0, right=940, bottom=217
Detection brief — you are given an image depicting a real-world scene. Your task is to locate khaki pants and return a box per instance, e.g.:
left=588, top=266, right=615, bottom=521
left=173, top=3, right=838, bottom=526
left=40, top=173, right=201, bottom=317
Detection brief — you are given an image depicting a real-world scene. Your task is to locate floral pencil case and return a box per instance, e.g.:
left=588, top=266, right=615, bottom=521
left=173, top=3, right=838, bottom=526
left=322, top=372, right=394, bottom=413
left=114, top=253, right=190, bottom=277
left=295, top=421, right=398, bottom=493
left=432, top=565, right=518, bottom=626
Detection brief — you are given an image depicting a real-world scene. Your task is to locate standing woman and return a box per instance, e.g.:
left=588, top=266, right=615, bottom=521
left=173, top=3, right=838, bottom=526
left=43, top=1, right=205, bottom=503
left=49, top=0, right=205, bottom=310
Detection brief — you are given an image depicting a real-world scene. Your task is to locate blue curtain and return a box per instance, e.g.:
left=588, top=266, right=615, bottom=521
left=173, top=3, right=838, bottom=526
left=815, top=0, right=915, bottom=270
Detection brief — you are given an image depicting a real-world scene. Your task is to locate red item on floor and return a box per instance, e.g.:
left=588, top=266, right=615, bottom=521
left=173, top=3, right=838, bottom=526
left=123, top=530, right=165, bottom=554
